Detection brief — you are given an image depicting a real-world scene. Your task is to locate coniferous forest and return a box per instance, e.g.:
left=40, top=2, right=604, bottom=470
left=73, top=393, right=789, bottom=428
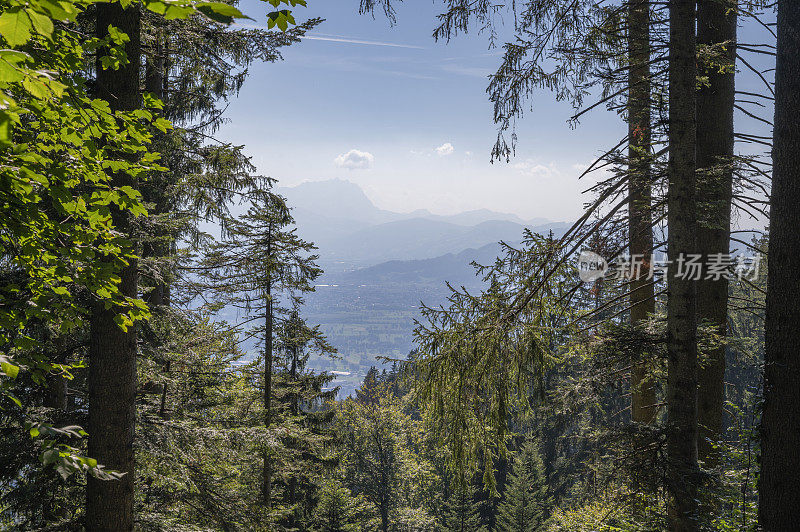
left=0, top=0, right=797, bottom=530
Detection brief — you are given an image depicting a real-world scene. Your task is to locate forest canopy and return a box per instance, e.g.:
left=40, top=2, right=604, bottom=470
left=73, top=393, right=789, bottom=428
left=0, top=0, right=797, bottom=531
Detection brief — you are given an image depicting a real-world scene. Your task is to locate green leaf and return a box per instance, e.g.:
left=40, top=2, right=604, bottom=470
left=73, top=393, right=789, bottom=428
left=118, top=185, right=141, bottom=199
left=38, top=0, right=77, bottom=21
left=0, top=60, right=23, bottom=82
left=0, top=50, right=31, bottom=64
left=107, top=25, right=130, bottom=45
left=41, top=448, right=60, bottom=466
left=26, top=9, right=54, bottom=38
left=164, top=4, right=195, bottom=20
left=22, top=77, right=49, bottom=99
left=1, top=360, right=20, bottom=379
left=198, top=2, right=243, bottom=20
left=267, top=10, right=295, bottom=32
left=153, top=116, right=171, bottom=132
left=144, top=0, right=167, bottom=15
left=0, top=112, right=12, bottom=144
left=0, top=8, right=33, bottom=47
left=113, top=313, right=132, bottom=332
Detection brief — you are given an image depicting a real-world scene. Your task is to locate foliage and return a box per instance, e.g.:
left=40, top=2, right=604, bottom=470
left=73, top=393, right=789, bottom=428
left=197, top=183, right=321, bottom=340
left=412, top=231, right=581, bottom=492
left=0, top=0, right=781, bottom=529
left=313, top=478, right=371, bottom=532
left=440, top=482, right=485, bottom=532
left=337, top=382, right=438, bottom=531
left=0, top=0, right=311, bottom=508
left=495, top=436, right=551, bottom=532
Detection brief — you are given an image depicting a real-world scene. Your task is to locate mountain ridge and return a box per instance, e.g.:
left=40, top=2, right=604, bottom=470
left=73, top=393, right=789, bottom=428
left=276, top=179, right=567, bottom=268
left=276, top=178, right=553, bottom=227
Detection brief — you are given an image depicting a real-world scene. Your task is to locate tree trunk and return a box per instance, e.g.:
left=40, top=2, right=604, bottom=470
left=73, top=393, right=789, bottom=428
left=288, top=343, right=298, bottom=513
left=666, top=0, right=700, bottom=529
left=44, top=374, right=67, bottom=411
left=143, top=29, right=173, bottom=421
left=696, top=0, right=737, bottom=469
left=380, top=500, right=389, bottom=532
left=760, top=1, right=800, bottom=529
left=263, top=232, right=274, bottom=508
left=87, top=3, right=141, bottom=530
left=628, top=0, right=657, bottom=424
left=44, top=336, right=67, bottom=411
left=143, top=27, right=170, bottom=309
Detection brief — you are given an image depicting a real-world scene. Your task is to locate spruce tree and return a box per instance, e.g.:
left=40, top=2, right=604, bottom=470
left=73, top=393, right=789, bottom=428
left=627, top=0, right=657, bottom=425
left=314, top=479, right=364, bottom=532
left=696, top=0, right=738, bottom=468
left=440, top=483, right=485, bottom=532
left=355, top=366, right=381, bottom=404
left=199, top=183, right=322, bottom=517
left=495, top=437, right=550, bottom=532
left=274, top=310, right=338, bottom=528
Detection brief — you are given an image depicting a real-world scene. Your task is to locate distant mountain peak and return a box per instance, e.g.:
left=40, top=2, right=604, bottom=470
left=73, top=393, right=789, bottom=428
left=277, top=178, right=382, bottom=221
left=277, top=179, right=550, bottom=226
left=274, top=179, right=562, bottom=267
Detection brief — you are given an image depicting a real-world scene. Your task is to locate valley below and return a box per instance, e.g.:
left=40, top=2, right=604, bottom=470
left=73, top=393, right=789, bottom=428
left=274, top=179, right=568, bottom=395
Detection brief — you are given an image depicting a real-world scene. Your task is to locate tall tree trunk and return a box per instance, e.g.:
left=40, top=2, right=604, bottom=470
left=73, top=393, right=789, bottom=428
left=288, top=343, right=298, bottom=512
left=666, top=0, right=700, bottom=529
left=44, top=336, right=67, bottom=411
left=87, top=3, right=141, bottom=530
left=143, top=27, right=170, bottom=309
left=263, top=231, right=274, bottom=508
left=380, top=499, right=389, bottom=532
left=290, top=345, right=298, bottom=416
left=628, top=0, right=657, bottom=424
left=696, top=0, right=737, bottom=469
left=760, top=1, right=800, bottom=529
left=143, top=29, right=173, bottom=421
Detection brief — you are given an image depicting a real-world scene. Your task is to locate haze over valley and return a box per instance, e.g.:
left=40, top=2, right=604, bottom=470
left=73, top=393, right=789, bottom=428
left=275, top=179, right=568, bottom=395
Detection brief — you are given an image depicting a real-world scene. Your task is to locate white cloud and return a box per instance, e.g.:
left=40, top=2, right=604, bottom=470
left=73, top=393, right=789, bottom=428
left=335, top=149, right=374, bottom=170
left=435, top=142, right=455, bottom=156
left=513, top=160, right=560, bottom=178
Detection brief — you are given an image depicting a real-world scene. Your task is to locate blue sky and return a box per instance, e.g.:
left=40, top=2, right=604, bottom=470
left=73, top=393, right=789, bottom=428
left=219, top=1, right=774, bottom=223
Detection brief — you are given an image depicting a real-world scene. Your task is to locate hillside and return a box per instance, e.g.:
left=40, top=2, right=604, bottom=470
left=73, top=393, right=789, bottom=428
left=269, top=181, right=573, bottom=394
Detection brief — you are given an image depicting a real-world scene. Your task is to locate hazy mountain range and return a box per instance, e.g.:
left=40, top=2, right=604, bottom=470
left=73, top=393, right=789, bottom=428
left=277, top=179, right=568, bottom=268
left=270, top=180, right=569, bottom=395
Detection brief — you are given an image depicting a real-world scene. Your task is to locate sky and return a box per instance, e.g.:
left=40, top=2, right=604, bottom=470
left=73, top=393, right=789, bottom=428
left=218, top=1, right=775, bottom=223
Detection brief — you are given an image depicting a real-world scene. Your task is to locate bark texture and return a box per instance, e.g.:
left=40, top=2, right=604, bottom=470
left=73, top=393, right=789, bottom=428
left=628, top=0, right=657, bottom=424
left=87, top=3, right=141, bottom=530
left=666, top=0, right=700, bottom=529
left=760, top=1, right=800, bottom=529
left=143, top=27, right=170, bottom=309
left=696, top=0, right=737, bottom=468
